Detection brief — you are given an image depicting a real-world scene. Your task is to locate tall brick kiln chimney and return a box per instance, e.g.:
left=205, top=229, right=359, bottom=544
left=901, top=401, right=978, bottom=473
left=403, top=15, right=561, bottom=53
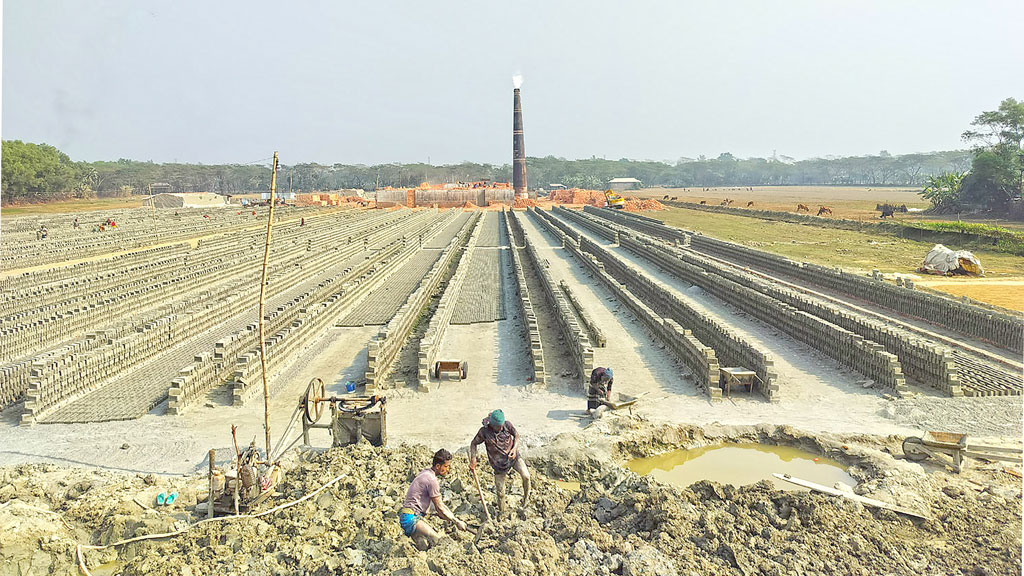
left=513, top=88, right=527, bottom=196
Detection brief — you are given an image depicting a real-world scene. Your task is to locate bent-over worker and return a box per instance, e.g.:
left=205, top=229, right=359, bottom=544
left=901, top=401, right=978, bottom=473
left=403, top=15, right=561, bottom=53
left=588, top=367, right=614, bottom=413
left=399, top=449, right=470, bottom=550
left=470, top=410, right=531, bottom=515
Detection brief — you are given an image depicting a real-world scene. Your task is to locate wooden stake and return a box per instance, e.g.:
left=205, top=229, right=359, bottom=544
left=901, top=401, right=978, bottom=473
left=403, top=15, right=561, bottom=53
left=258, top=152, right=279, bottom=460
left=208, top=449, right=216, bottom=519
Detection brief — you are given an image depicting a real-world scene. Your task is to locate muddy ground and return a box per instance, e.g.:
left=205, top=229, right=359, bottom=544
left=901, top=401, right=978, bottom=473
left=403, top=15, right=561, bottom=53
left=1, top=420, right=1020, bottom=576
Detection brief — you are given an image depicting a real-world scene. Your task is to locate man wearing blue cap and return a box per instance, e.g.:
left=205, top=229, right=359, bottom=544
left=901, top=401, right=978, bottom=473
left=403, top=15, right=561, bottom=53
left=588, top=367, right=614, bottom=413
left=469, top=409, right=530, bottom=516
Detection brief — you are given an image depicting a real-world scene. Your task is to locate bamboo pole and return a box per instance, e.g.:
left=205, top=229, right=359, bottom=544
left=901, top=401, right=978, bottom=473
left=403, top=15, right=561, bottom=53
left=258, top=152, right=279, bottom=460
left=208, top=449, right=216, bottom=519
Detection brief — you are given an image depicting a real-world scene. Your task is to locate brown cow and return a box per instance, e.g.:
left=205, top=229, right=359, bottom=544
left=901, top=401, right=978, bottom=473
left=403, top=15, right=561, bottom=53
left=746, top=201, right=754, bottom=207
left=797, top=204, right=810, bottom=212
left=699, top=200, right=707, bottom=205
left=726, top=199, right=734, bottom=205
left=671, top=196, right=678, bottom=200
left=663, top=195, right=669, bottom=200
left=719, top=199, right=729, bottom=206
left=817, top=206, right=832, bottom=216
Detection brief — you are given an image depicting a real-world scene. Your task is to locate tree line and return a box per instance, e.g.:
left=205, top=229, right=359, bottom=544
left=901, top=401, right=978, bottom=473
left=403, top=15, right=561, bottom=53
left=2, top=142, right=977, bottom=205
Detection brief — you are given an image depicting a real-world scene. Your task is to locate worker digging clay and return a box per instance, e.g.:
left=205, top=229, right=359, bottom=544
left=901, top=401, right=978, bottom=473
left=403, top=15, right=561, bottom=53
left=469, top=409, right=531, bottom=517
left=588, top=366, right=614, bottom=416
left=398, top=449, right=472, bottom=550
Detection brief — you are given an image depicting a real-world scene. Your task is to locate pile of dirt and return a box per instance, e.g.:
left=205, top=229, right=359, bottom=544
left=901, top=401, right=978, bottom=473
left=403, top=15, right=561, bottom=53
left=462, top=202, right=478, bottom=210
left=513, top=197, right=537, bottom=208
left=548, top=189, right=606, bottom=207
left=1, top=424, right=1020, bottom=576
left=624, top=199, right=665, bottom=212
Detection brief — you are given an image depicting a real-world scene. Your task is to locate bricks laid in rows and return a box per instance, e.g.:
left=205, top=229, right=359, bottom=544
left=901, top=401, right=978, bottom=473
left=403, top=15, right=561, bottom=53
left=418, top=213, right=483, bottom=390
left=506, top=210, right=546, bottom=386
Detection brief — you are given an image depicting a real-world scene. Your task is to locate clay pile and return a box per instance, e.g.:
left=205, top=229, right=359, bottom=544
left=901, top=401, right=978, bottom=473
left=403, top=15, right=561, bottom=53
left=1, top=425, right=1020, bottom=576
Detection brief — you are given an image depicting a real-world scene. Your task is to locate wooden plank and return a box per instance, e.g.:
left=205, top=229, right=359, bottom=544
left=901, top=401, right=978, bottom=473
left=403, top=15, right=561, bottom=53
left=772, top=473, right=931, bottom=520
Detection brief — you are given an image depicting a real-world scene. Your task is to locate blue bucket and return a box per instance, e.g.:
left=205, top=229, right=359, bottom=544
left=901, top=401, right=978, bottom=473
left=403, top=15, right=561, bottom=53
left=345, top=381, right=356, bottom=393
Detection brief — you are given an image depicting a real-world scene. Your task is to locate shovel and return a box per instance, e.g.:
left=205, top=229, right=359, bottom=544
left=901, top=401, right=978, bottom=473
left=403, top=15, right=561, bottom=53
left=471, top=464, right=491, bottom=542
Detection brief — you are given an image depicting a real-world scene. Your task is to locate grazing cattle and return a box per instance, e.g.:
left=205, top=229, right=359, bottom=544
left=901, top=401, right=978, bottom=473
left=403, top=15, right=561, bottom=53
left=880, top=205, right=895, bottom=219
left=671, top=196, right=678, bottom=200
left=726, top=199, right=734, bottom=205
left=663, top=195, right=669, bottom=200
left=817, top=206, right=832, bottom=216
left=699, top=200, right=707, bottom=205
left=898, top=204, right=908, bottom=213
left=746, top=201, right=754, bottom=207
left=797, top=204, right=810, bottom=212
left=719, top=200, right=729, bottom=206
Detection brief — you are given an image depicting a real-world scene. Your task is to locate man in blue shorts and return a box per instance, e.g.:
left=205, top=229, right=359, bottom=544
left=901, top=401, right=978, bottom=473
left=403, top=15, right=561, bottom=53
left=398, top=449, right=470, bottom=550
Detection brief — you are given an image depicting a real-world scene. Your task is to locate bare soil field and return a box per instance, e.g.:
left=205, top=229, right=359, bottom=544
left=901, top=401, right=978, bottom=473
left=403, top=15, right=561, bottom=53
left=0, top=197, right=144, bottom=216
left=917, top=279, right=1024, bottom=312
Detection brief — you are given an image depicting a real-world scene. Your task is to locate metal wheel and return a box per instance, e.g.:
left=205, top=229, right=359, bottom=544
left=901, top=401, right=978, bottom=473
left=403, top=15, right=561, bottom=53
left=303, top=378, right=325, bottom=424
left=433, top=362, right=441, bottom=379
left=902, top=436, right=929, bottom=462
left=460, top=361, right=468, bottom=380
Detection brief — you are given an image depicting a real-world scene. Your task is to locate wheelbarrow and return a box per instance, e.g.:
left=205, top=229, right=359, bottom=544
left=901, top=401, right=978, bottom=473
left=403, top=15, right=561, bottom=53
left=902, top=431, right=1022, bottom=473
left=601, top=392, right=642, bottom=410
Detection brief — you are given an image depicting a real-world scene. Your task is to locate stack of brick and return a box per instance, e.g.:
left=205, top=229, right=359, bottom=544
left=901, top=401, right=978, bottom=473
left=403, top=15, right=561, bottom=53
left=506, top=211, right=546, bottom=385
left=417, top=213, right=482, bottom=391
left=521, top=214, right=594, bottom=390
left=541, top=221, right=722, bottom=398
left=366, top=237, right=464, bottom=391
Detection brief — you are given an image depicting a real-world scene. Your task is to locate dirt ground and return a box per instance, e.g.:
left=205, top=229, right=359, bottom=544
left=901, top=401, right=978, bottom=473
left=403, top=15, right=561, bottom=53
left=915, top=279, right=1024, bottom=312
left=1, top=422, right=1020, bottom=576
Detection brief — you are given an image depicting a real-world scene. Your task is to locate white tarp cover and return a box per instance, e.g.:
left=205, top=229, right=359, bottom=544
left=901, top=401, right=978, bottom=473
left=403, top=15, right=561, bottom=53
left=920, top=244, right=984, bottom=276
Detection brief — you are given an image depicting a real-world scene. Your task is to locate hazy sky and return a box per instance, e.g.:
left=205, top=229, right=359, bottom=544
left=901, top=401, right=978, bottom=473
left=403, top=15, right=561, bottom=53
left=3, top=1, right=1023, bottom=166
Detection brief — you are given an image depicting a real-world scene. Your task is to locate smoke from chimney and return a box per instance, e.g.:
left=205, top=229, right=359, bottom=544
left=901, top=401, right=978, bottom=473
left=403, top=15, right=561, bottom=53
left=513, top=86, right=527, bottom=196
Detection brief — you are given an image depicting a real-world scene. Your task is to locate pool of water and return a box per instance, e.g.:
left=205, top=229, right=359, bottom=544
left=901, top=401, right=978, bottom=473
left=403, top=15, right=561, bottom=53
left=626, top=443, right=856, bottom=491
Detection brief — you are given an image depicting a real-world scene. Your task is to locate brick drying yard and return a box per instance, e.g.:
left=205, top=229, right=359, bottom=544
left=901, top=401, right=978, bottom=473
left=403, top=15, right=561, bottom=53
left=1, top=202, right=1022, bottom=576
left=0, top=202, right=1020, bottom=472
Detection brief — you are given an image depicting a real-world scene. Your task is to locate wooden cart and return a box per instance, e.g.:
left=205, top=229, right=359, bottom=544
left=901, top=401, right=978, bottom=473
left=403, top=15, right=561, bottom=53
left=719, top=367, right=756, bottom=397
left=902, top=431, right=1022, bottom=473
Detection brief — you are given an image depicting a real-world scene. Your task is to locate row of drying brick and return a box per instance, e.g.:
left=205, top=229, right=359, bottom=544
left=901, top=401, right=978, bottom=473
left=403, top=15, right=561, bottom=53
left=366, top=226, right=467, bottom=391
left=523, top=210, right=595, bottom=390
left=506, top=211, right=546, bottom=386
left=530, top=208, right=723, bottom=398
left=617, top=235, right=914, bottom=397
left=0, top=214, right=362, bottom=406
left=169, top=211, right=450, bottom=412
left=686, top=233, right=1023, bottom=354
left=418, top=213, right=483, bottom=390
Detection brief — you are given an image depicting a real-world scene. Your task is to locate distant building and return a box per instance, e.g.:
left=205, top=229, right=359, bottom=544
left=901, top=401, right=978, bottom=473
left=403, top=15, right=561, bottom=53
left=607, top=177, right=642, bottom=192
left=262, top=191, right=296, bottom=202
left=142, top=192, right=226, bottom=208
left=547, top=184, right=567, bottom=191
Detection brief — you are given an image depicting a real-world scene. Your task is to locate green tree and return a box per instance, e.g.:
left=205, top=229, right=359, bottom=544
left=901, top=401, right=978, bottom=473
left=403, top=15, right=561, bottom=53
left=960, top=97, right=1024, bottom=208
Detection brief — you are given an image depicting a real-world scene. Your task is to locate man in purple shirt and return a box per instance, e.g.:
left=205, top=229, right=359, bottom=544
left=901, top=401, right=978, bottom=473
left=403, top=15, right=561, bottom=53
left=399, top=449, right=470, bottom=550
left=469, top=409, right=531, bottom=516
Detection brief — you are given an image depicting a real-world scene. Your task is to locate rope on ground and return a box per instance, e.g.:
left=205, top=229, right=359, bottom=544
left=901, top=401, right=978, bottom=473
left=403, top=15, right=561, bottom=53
left=74, top=472, right=348, bottom=575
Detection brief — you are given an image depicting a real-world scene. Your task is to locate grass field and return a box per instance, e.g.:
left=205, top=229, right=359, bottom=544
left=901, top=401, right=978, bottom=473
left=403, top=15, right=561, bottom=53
left=654, top=206, right=1024, bottom=277
left=1, top=197, right=144, bottom=216
left=636, top=186, right=1024, bottom=231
